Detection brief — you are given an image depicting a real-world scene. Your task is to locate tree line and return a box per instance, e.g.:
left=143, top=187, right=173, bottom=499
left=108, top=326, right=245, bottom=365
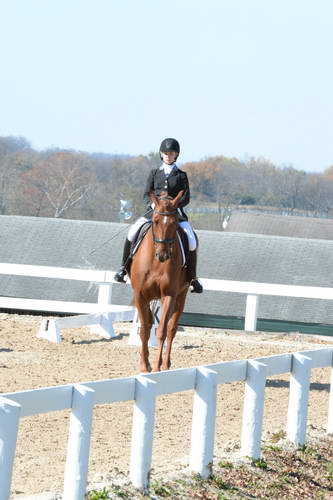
left=1, top=135, right=333, bottom=230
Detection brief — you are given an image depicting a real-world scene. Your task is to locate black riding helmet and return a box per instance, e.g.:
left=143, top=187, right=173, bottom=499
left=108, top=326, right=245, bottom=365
left=159, top=138, right=180, bottom=160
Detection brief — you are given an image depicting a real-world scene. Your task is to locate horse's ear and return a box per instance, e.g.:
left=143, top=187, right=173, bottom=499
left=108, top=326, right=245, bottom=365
left=149, top=191, right=158, bottom=206
left=172, top=190, right=184, bottom=207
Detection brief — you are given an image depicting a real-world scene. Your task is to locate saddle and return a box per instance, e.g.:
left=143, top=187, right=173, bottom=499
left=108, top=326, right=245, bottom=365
left=130, top=222, right=190, bottom=267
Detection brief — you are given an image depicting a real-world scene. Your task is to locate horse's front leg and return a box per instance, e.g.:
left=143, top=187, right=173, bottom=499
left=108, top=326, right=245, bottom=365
left=152, top=295, right=174, bottom=372
left=135, top=296, right=153, bottom=373
left=162, top=289, right=188, bottom=371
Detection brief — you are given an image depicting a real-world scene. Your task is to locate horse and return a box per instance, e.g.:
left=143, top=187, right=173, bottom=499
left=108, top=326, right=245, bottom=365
left=129, top=190, right=190, bottom=373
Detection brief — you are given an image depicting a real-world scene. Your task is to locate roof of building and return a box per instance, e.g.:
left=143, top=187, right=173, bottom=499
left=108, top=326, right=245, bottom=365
left=225, top=212, right=333, bottom=240
left=0, top=215, right=332, bottom=326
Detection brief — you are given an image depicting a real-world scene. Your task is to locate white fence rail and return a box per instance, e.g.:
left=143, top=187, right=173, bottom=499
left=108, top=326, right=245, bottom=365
left=1, top=263, right=333, bottom=332
left=1, top=348, right=332, bottom=499
left=0, top=263, right=121, bottom=314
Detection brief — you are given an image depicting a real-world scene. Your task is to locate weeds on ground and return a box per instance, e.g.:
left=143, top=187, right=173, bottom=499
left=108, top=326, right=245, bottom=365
left=270, top=429, right=286, bottom=443
left=218, top=460, right=234, bottom=469
left=150, top=479, right=179, bottom=497
left=86, top=487, right=112, bottom=500
left=86, top=485, right=132, bottom=499
left=251, top=458, right=268, bottom=470
left=87, top=433, right=333, bottom=499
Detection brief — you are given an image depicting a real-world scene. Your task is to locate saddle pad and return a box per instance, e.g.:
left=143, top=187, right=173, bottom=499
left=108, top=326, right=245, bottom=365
left=131, top=222, right=151, bottom=256
left=177, top=232, right=186, bottom=267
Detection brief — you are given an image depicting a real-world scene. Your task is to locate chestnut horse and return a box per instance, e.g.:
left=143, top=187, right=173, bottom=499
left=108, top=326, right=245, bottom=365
left=130, top=191, right=190, bottom=372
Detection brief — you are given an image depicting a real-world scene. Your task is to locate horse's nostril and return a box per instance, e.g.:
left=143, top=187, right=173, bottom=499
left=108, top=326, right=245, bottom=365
left=158, top=253, right=170, bottom=262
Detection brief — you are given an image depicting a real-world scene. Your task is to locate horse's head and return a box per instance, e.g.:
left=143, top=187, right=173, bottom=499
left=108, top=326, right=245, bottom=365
left=149, top=190, right=183, bottom=262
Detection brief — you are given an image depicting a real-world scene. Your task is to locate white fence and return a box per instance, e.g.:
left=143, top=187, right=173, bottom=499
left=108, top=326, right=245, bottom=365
left=1, top=347, right=332, bottom=499
left=1, top=263, right=333, bottom=332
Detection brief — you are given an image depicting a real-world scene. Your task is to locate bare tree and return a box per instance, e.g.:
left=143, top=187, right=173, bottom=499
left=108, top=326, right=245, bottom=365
left=301, top=173, right=333, bottom=216
left=0, top=137, right=33, bottom=214
left=21, top=151, right=94, bottom=218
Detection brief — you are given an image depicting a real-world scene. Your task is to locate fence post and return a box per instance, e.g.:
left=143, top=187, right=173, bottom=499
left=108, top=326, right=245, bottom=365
left=63, top=384, right=95, bottom=500
left=327, top=359, right=333, bottom=435
left=98, top=312, right=116, bottom=338
left=244, top=294, right=259, bottom=332
left=240, top=360, right=267, bottom=459
left=129, top=375, right=157, bottom=491
left=37, top=318, right=61, bottom=343
left=286, top=353, right=312, bottom=446
left=189, top=367, right=218, bottom=478
left=0, top=396, right=21, bottom=498
left=97, top=283, right=113, bottom=306
left=90, top=284, right=114, bottom=336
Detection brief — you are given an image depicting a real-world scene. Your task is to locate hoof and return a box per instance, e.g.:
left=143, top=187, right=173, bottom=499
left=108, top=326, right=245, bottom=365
left=139, top=364, right=152, bottom=373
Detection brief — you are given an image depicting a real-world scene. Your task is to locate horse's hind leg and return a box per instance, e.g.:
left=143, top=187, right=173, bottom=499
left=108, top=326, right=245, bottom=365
left=135, top=296, right=153, bottom=373
left=161, top=290, right=188, bottom=370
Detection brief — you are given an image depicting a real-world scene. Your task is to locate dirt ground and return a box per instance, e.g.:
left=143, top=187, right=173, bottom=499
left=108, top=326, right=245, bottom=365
left=0, top=312, right=332, bottom=498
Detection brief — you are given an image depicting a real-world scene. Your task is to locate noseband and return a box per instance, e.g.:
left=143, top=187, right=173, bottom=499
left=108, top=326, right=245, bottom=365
left=152, top=208, right=178, bottom=245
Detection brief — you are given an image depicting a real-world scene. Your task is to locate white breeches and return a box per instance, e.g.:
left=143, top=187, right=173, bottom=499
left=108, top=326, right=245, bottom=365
left=127, top=217, right=149, bottom=242
left=127, top=217, right=197, bottom=251
left=179, top=221, right=197, bottom=251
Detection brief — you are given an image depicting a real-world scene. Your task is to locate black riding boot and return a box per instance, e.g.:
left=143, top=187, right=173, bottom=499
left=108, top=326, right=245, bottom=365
left=114, top=239, right=132, bottom=283
left=187, top=250, right=203, bottom=293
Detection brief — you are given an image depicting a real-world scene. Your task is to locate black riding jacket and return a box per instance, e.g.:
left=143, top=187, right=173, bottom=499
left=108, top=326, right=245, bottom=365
left=143, top=166, right=190, bottom=221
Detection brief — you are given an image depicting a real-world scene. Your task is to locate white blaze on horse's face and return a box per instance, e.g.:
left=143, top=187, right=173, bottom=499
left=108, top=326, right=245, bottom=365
left=152, top=201, right=178, bottom=263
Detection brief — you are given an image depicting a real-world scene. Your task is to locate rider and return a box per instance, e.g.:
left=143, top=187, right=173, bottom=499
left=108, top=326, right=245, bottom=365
left=114, top=138, right=203, bottom=293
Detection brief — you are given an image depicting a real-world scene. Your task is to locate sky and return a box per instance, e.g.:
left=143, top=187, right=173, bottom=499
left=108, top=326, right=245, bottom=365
left=1, top=0, right=332, bottom=173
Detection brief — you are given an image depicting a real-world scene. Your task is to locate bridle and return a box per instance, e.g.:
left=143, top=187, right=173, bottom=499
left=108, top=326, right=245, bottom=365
left=152, top=208, right=178, bottom=247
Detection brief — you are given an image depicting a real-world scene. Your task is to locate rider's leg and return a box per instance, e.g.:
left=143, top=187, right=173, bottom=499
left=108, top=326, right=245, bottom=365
left=114, top=217, right=148, bottom=282
left=179, top=221, right=203, bottom=293
left=187, top=250, right=203, bottom=293
left=114, top=238, right=132, bottom=282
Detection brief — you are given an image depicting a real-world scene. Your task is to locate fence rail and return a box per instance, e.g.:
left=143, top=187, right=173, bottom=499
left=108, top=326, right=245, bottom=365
left=1, top=263, right=333, bottom=331
left=1, top=348, right=332, bottom=499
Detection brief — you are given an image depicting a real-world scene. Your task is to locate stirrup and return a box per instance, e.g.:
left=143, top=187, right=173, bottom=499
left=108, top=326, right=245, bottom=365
left=190, top=278, right=203, bottom=294
left=114, top=267, right=127, bottom=283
